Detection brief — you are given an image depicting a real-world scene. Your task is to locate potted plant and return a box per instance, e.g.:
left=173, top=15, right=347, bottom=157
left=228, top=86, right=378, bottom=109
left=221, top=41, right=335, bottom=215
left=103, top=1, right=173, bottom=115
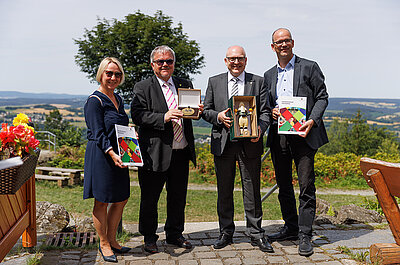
left=0, top=113, right=40, bottom=194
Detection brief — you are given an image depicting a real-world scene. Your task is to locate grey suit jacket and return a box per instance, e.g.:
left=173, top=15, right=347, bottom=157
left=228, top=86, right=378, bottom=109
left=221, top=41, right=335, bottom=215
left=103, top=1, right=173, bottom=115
left=263, top=55, right=329, bottom=150
left=202, top=72, right=268, bottom=157
left=131, top=75, right=196, bottom=172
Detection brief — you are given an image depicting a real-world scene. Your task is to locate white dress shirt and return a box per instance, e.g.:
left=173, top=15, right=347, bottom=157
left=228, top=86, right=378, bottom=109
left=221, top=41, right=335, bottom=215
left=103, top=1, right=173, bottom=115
left=156, top=76, right=188, bottom=149
left=228, top=71, right=245, bottom=98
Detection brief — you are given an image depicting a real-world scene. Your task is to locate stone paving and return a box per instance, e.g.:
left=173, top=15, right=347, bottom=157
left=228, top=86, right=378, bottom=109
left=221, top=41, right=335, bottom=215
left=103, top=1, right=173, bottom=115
left=1, top=220, right=395, bottom=265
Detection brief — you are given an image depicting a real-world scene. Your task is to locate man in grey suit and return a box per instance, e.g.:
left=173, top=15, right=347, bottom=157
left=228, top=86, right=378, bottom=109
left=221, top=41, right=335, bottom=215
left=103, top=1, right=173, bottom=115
left=202, top=46, right=273, bottom=252
left=263, top=28, right=329, bottom=256
left=131, top=45, right=203, bottom=253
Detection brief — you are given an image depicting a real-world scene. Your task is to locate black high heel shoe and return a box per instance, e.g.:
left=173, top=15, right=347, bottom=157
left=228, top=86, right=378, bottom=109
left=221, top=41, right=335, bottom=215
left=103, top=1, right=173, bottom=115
left=98, top=245, right=117, bottom=263
left=111, top=246, right=132, bottom=254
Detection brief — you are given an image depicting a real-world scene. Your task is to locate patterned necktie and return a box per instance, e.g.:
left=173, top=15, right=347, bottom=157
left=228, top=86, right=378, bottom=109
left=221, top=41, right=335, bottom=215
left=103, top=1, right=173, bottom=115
left=231, top=77, right=239, bottom=97
left=163, top=83, right=183, bottom=142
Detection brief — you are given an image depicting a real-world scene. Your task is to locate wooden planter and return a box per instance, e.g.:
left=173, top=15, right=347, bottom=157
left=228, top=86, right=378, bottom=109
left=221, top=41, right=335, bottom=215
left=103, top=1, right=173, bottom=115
left=0, top=150, right=40, bottom=195
left=0, top=150, right=39, bottom=261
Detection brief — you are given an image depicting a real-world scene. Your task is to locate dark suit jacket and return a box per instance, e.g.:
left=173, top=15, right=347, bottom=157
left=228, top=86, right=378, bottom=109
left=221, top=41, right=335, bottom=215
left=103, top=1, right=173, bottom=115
left=131, top=75, right=196, bottom=172
left=202, top=72, right=268, bottom=157
left=263, top=55, right=329, bottom=150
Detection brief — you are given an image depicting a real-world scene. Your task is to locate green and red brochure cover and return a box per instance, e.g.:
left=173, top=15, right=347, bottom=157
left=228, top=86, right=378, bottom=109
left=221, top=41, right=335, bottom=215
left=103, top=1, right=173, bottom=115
left=277, top=96, right=307, bottom=135
left=115, top=124, right=143, bottom=166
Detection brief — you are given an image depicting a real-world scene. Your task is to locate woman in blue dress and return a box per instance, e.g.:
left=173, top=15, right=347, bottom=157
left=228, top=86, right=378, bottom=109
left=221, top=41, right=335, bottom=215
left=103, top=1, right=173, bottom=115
left=84, top=57, right=131, bottom=262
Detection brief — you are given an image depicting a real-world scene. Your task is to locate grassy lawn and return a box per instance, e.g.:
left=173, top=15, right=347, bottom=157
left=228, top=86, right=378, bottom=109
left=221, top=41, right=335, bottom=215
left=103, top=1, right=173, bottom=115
left=193, top=126, right=211, bottom=135
left=35, top=180, right=376, bottom=224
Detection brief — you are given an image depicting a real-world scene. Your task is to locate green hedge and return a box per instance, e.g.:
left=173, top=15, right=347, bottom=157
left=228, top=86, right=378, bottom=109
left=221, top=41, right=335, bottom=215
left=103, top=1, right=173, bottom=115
left=46, top=143, right=400, bottom=189
left=192, top=145, right=400, bottom=189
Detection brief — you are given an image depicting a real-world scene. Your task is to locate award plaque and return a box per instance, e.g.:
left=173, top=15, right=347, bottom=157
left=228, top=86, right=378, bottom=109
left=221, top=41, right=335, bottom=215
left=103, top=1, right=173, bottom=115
left=227, top=95, right=258, bottom=140
left=178, top=88, right=201, bottom=119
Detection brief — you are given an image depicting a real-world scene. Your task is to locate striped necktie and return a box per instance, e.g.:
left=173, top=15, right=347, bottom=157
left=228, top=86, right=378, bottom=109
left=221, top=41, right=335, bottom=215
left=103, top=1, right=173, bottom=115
left=231, top=77, right=239, bottom=96
left=162, top=82, right=183, bottom=142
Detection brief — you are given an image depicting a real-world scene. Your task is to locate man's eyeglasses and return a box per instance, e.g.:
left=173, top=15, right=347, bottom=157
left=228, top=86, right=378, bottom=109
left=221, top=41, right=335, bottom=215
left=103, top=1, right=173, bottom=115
left=226, top=57, right=246, bottom=63
left=153, top=59, right=174, bottom=66
left=273, top=39, right=293, bottom=46
left=105, top=70, right=123, bottom=78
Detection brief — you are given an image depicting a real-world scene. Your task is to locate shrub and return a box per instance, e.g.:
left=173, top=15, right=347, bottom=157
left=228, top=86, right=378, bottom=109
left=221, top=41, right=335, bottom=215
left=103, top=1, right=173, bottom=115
left=193, top=144, right=215, bottom=183
left=314, top=152, right=364, bottom=188
left=46, top=145, right=85, bottom=169
left=191, top=143, right=400, bottom=189
left=192, top=143, right=241, bottom=185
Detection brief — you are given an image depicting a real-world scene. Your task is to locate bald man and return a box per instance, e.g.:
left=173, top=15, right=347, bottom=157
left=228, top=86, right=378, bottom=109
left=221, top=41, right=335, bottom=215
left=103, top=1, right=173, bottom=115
left=202, top=46, right=272, bottom=252
left=263, top=28, right=329, bottom=257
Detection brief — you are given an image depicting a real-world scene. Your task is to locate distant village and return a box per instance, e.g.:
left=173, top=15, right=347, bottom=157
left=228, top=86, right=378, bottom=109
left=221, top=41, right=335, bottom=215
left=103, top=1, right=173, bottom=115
left=2, top=91, right=400, bottom=142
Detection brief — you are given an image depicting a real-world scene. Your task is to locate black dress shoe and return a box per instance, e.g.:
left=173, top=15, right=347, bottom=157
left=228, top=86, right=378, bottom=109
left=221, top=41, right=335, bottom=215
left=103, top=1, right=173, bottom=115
left=213, top=234, right=233, bottom=249
left=98, top=245, right=117, bottom=263
left=166, top=236, right=192, bottom=249
left=251, top=237, right=274, bottom=253
left=298, top=234, right=314, bottom=256
left=111, top=246, right=132, bottom=254
left=144, top=242, right=158, bottom=253
left=268, top=226, right=298, bottom=241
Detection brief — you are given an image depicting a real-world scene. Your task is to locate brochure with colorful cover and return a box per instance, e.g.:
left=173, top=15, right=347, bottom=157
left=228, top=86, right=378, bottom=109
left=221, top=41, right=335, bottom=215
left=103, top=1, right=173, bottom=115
left=277, top=96, right=307, bottom=135
left=115, top=124, right=143, bottom=166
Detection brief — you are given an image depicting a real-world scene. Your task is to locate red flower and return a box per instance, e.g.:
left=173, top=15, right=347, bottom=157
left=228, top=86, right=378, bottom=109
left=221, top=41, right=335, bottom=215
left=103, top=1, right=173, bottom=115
left=0, top=129, right=15, bottom=144
left=13, top=125, right=26, bottom=139
left=28, top=136, right=40, bottom=149
left=0, top=114, right=40, bottom=158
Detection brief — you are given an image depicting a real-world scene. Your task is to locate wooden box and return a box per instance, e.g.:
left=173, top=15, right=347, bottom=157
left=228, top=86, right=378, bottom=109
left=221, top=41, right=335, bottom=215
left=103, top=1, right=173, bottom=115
left=178, top=88, right=201, bottom=119
left=228, top=96, right=258, bottom=140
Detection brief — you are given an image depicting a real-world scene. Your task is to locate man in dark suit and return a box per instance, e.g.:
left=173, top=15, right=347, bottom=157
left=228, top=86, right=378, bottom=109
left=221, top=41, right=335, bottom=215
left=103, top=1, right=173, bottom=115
left=202, top=46, right=273, bottom=252
left=263, top=28, right=329, bottom=256
left=131, top=45, right=203, bottom=253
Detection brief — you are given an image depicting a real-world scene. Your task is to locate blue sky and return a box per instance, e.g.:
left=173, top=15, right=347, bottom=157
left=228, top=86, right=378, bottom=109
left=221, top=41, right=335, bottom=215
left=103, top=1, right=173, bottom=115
left=1, top=0, right=399, bottom=98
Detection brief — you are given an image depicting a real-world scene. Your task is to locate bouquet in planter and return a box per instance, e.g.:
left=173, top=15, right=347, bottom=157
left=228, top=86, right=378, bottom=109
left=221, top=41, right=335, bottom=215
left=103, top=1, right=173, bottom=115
left=0, top=113, right=40, bottom=159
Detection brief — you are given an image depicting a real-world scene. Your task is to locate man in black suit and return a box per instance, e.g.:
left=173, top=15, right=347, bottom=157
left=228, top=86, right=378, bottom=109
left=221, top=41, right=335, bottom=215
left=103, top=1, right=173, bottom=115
left=263, top=28, right=329, bottom=256
left=202, top=46, right=273, bottom=252
left=131, top=45, right=203, bottom=253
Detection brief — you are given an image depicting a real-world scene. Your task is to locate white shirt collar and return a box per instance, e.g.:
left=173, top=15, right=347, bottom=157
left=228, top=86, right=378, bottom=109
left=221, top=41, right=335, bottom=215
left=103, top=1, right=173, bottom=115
left=228, top=71, right=245, bottom=83
left=156, top=76, right=174, bottom=87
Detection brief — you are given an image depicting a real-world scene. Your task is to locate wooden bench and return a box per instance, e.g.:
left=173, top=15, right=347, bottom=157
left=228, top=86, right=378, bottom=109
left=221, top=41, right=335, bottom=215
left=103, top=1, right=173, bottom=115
left=360, top=157, right=400, bottom=264
left=35, top=174, right=69, bottom=188
left=36, top=167, right=83, bottom=185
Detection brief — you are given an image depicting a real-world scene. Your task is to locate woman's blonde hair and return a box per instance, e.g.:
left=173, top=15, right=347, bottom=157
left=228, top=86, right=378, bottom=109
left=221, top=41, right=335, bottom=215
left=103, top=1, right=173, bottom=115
left=96, top=57, right=125, bottom=85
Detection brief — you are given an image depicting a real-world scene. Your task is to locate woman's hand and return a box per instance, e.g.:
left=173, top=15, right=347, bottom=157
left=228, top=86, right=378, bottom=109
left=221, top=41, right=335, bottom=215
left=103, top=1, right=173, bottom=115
left=108, top=149, right=128, bottom=168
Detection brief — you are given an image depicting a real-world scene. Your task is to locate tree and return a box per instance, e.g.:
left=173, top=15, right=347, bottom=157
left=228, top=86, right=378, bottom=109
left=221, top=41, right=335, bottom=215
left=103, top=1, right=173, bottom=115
left=74, top=10, right=205, bottom=101
left=320, top=110, right=399, bottom=156
left=43, top=109, right=84, bottom=147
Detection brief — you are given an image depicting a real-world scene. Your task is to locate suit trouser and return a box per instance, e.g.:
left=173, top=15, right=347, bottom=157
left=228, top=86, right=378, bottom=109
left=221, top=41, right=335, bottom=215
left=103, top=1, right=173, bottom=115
left=214, top=141, right=264, bottom=239
left=270, top=134, right=317, bottom=236
left=138, top=148, right=190, bottom=243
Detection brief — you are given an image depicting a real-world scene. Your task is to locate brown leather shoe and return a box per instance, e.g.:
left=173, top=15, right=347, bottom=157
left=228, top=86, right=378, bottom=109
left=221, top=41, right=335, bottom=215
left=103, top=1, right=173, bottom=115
left=166, top=236, right=192, bottom=249
left=144, top=242, right=158, bottom=253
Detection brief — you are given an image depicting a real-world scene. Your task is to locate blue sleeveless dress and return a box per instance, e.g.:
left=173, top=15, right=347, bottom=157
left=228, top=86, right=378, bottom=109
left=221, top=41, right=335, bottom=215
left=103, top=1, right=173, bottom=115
left=83, top=90, right=130, bottom=203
